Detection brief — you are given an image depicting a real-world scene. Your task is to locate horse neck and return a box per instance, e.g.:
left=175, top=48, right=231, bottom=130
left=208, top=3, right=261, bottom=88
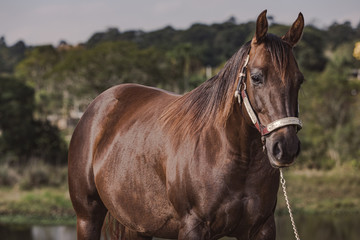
left=225, top=102, right=270, bottom=170
left=223, top=107, right=280, bottom=194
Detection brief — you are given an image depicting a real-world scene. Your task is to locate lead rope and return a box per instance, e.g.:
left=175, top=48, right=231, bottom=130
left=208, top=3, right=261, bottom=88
left=279, top=169, right=301, bottom=240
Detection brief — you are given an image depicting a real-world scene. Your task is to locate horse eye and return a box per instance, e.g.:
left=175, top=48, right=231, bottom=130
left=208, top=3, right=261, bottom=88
left=251, top=74, right=263, bottom=85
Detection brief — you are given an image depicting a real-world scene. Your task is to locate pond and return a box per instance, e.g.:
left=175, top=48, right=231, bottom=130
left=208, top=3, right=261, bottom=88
left=0, top=214, right=359, bottom=240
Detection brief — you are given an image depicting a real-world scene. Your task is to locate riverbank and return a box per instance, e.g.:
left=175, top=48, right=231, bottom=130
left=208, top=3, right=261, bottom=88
left=0, top=167, right=359, bottom=225
left=0, top=186, right=75, bottom=225
left=276, top=167, right=360, bottom=215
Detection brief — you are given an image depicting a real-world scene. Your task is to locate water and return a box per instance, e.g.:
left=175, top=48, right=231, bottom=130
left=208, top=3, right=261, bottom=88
left=0, top=214, right=359, bottom=240
left=276, top=214, right=360, bottom=240
left=0, top=225, right=76, bottom=240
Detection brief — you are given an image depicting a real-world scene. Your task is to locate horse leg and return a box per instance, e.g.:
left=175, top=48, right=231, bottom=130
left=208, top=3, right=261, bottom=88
left=251, top=215, right=276, bottom=240
left=69, top=157, right=107, bottom=239
left=121, top=227, right=152, bottom=240
left=68, top=120, right=109, bottom=239
left=178, top=213, right=212, bottom=240
left=74, top=192, right=108, bottom=240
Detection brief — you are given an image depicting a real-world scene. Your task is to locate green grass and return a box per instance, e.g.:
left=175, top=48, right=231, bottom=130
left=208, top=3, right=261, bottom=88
left=276, top=167, right=360, bottom=215
left=0, top=186, right=76, bottom=225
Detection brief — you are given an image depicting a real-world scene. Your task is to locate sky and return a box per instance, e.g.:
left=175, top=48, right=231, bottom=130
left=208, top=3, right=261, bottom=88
left=1, top=0, right=359, bottom=46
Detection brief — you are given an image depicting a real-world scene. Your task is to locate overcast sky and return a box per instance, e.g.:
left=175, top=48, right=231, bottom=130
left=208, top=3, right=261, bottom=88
left=1, top=0, right=359, bottom=46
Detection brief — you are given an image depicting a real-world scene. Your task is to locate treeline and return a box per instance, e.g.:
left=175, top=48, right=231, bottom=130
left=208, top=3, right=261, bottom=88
left=1, top=18, right=360, bottom=169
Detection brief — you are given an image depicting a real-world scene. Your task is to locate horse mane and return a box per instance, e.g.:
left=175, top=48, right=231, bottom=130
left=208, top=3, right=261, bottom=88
left=161, top=34, right=293, bottom=140
left=161, top=42, right=251, bottom=139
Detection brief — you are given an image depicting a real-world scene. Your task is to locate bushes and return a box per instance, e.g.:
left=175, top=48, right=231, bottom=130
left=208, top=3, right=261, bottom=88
left=0, top=161, right=68, bottom=189
left=0, top=163, right=19, bottom=186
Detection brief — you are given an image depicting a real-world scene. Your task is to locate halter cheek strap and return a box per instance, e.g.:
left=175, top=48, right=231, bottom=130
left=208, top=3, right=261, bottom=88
left=234, top=54, right=303, bottom=136
left=240, top=89, right=302, bottom=135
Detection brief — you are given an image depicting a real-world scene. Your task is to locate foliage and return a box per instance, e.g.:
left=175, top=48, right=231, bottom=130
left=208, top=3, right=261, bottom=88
left=298, top=42, right=360, bottom=168
left=0, top=37, right=26, bottom=74
left=327, top=21, right=357, bottom=50
left=0, top=163, right=19, bottom=186
left=19, top=161, right=68, bottom=189
left=0, top=76, right=68, bottom=165
left=86, top=21, right=256, bottom=67
left=14, top=45, right=61, bottom=120
left=54, top=41, right=171, bottom=97
left=294, top=25, right=328, bottom=71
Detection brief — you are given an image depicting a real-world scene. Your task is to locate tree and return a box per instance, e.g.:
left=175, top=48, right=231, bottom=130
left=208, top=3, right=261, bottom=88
left=0, top=76, right=67, bottom=165
left=327, top=21, right=356, bottom=49
left=15, top=45, right=61, bottom=121
left=299, top=43, right=360, bottom=168
left=294, top=25, right=327, bottom=72
left=54, top=41, right=169, bottom=97
left=0, top=37, right=26, bottom=74
left=166, top=43, right=203, bottom=92
left=86, top=28, right=122, bottom=48
left=212, top=22, right=255, bottom=65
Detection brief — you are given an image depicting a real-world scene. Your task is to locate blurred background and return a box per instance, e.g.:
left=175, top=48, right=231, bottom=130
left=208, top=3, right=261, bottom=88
left=1, top=0, right=360, bottom=239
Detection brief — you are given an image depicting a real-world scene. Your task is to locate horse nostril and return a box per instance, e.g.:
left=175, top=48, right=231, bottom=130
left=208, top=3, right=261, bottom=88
left=272, top=142, right=283, bottom=160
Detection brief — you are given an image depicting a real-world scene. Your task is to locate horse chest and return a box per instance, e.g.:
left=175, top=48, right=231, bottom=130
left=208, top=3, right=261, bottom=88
left=211, top=187, right=277, bottom=233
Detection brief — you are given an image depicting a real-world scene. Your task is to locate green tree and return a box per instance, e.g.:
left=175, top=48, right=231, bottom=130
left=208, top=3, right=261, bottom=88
left=299, top=43, right=360, bottom=168
left=327, top=21, right=356, bottom=50
left=54, top=41, right=169, bottom=98
left=0, top=77, right=34, bottom=160
left=0, top=37, right=26, bottom=74
left=86, top=28, right=122, bottom=48
left=166, top=43, right=202, bottom=92
left=0, top=76, right=67, bottom=165
left=294, top=26, right=327, bottom=72
left=15, top=45, right=59, bottom=91
left=15, top=45, right=61, bottom=121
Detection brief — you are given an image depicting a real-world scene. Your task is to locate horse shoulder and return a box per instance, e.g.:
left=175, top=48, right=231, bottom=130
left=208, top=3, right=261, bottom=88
left=81, top=84, right=180, bottom=236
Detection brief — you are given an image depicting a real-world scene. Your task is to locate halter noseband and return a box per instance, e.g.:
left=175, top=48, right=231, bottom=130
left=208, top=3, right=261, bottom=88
left=234, top=53, right=302, bottom=137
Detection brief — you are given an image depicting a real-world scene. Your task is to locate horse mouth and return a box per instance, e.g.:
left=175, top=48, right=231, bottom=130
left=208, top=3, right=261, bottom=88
left=264, top=129, right=300, bottom=169
left=267, top=154, right=296, bottom=168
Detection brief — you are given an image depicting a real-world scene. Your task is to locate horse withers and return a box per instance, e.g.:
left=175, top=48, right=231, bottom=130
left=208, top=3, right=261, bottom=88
left=68, top=10, right=305, bottom=240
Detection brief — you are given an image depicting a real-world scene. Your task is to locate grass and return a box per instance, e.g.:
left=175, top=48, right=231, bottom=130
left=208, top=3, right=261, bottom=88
left=0, top=186, right=75, bottom=225
left=0, top=161, right=75, bottom=225
left=276, top=167, right=360, bottom=215
left=0, top=164, right=359, bottom=225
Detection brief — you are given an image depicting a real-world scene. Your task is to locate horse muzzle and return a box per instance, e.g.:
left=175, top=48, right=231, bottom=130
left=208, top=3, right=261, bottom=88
left=265, top=127, right=301, bottom=168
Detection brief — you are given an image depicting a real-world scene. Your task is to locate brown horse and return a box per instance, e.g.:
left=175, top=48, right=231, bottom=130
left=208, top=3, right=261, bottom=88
left=68, top=10, right=304, bottom=240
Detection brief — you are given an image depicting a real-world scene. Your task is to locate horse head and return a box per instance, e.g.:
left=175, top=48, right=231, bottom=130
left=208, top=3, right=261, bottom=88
left=239, top=10, right=304, bottom=168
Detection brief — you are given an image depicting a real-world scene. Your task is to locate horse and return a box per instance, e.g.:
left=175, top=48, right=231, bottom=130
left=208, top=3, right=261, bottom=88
left=68, top=10, right=305, bottom=240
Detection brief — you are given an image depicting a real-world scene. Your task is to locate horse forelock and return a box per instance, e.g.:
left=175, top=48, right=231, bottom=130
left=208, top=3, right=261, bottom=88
left=264, top=34, right=293, bottom=81
left=161, top=43, right=251, bottom=140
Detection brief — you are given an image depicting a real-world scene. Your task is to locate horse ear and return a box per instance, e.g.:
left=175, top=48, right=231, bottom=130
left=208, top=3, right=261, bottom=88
left=252, top=10, right=268, bottom=45
left=282, top=13, right=304, bottom=47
